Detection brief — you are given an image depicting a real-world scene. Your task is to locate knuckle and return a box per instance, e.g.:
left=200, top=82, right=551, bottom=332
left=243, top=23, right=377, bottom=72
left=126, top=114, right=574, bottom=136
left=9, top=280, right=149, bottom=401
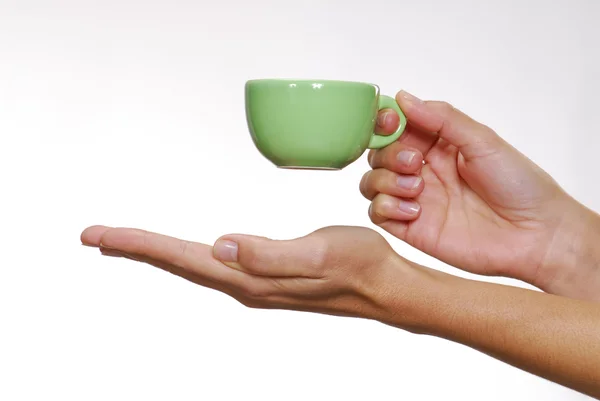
left=369, top=195, right=389, bottom=224
left=428, top=100, right=455, bottom=117
left=368, top=204, right=376, bottom=223
left=136, top=230, right=151, bottom=254
left=367, top=149, right=376, bottom=166
left=176, top=240, right=194, bottom=270
left=179, top=240, right=191, bottom=257
left=439, top=101, right=455, bottom=113
left=369, top=148, right=388, bottom=168
left=359, top=170, right=372, bottom=198
left=370, top=205, right=383, bottom=222
left=368, top=203, right=379, bottom=224
left=241, top=246, right=268, bottom=275
left=364, top=169, right=388, bottom=198
left=306, top=236, right=331, bottom=275
left=383, top=143, right=405, bottom=169
left=480, top=123, right=499, bottom=139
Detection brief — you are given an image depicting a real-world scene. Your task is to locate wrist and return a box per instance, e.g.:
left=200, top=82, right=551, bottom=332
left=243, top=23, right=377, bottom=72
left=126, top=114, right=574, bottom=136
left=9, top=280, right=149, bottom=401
left=366, top=256, right=459, bottom=335
left=536, top=202, right=600, bottom=301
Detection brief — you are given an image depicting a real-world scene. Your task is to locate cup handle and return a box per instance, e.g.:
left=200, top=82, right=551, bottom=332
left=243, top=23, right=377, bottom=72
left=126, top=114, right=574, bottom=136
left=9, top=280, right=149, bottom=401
left=367, top=95, right=407, bottom=149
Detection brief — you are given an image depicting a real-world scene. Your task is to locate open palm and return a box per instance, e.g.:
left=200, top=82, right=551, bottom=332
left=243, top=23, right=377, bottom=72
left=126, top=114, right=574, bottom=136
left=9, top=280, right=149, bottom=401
left=362, top=92, right=584, bottom=289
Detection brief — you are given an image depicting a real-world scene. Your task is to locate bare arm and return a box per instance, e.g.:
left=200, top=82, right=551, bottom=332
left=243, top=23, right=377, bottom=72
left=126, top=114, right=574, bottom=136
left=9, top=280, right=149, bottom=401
left=379, top=262, right=600, bottom=398
left=81, top=224, right=600, bottom=399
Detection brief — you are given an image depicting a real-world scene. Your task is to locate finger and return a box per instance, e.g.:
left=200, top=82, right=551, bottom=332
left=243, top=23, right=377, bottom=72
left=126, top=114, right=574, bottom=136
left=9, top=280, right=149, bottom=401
left=368, top=123, right=438, bottom=165
left=94, top=226, right=255, bottom=289
left=369, top=193, right=421, bottom=224
left=213, top=234, right=326, bottom=278
left=396, top=90, right=505, bottom=161
left=359, top=169, right=424, bottom=201
left=368, top=141, right=424, bottom=174
left=81, top=225, right=111, bottom=246
left=95, top=245, right=275, bottom=305
left=374, top=108, right=400, bottom=135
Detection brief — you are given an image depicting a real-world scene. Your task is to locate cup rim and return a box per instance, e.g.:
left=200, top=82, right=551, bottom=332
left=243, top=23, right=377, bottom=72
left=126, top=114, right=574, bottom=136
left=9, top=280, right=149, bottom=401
left=246, top=78, right=379, bottom=90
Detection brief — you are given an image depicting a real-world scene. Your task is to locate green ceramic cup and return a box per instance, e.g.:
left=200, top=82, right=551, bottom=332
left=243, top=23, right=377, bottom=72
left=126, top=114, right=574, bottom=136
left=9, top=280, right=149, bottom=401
left=245, top=79, right=407, bottom=170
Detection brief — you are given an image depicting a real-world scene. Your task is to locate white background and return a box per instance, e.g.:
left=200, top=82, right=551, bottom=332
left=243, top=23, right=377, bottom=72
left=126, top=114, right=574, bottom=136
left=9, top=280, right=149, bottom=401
left=1, top=0, right=598, bottom=400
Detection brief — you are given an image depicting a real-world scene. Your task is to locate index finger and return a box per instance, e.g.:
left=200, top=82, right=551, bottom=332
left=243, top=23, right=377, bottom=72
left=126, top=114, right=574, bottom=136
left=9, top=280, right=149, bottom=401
left=82, top=225, right=251, bottom=288
left=375, top=108, right=400, bottom=135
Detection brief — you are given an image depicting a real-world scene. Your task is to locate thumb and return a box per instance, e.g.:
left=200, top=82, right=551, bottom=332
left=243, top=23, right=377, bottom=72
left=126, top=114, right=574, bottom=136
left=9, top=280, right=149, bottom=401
left=212, top=234, right=326, bottom=277
left=396, top=90, right=505, bottom=161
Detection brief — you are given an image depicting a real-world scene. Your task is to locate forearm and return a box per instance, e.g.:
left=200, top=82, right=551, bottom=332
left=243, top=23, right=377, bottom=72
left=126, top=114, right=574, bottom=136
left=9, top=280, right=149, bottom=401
left=374, top=260, right=600, bottom=399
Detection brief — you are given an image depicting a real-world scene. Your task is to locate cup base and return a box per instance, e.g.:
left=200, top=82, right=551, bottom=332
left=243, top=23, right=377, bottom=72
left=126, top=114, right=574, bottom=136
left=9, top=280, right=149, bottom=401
left=277, top=165, right=340, bottom=171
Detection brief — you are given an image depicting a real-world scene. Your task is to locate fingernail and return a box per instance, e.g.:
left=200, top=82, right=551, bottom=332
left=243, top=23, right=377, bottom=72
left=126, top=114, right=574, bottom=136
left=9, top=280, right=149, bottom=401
left=397, top=175, right=422, bottom=190
left=213, top=239, right=238, bottom=262
left=398, top=200, right=420, bottom=215
left=100, top=248, right=141, bottom=262
left=377, top=112, right=391, bottom=127
left=100, top=248, right=123, bottom=257
left=397, top=150, right=417, bottom=166
left=399, top=90, right=423, bottom=104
